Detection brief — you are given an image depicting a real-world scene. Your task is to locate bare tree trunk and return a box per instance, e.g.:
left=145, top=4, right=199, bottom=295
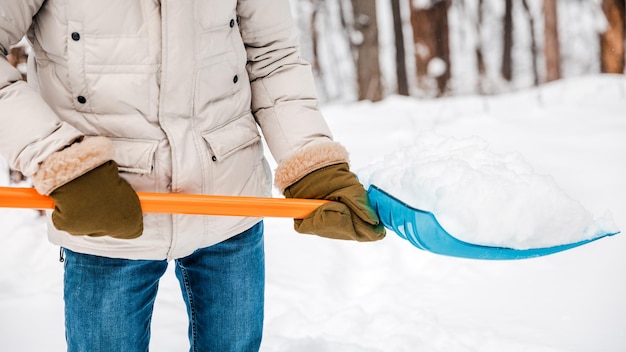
left=502, top=0, right=514, bottom=81
left=543, top=0, right=561, bottom=82
left=600, top=0, right=625, bottom=73
left=521, top=0, right=539, bottom=86
left=391, top=0, right=409, bottom=96
left=7, top=46, right=28, bottom=81
left=475, top=0, right=487, bottom=80
left=309, top=0, right=321, bottom=73
left=350, top=0, right=384, bottom=101
left=410, top=0, right=452, bottom=96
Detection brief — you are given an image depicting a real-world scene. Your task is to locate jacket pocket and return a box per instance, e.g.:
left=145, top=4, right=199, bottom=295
left=65, top=20, right=158, bottom=116
left=201, top=113, right=268, bottom=196
left=201, top=113, right=261, bottom=162
left=108, top=138, right=158, bottom=174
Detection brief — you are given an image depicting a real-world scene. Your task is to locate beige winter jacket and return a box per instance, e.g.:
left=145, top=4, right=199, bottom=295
left=0, top=0, right=348, bottom=260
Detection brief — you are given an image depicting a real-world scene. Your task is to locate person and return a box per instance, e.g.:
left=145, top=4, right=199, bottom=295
left=0, top=1, right=385, bottom=351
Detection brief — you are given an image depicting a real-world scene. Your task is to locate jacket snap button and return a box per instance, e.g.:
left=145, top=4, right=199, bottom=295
left=229, top=19, right=235, bottom=28
left=77, top=96, right=87, bottom=104
left=71, top=32, right=80, bottom=41
left=211, top=156, right=217, bottom=162
left=233, top=75, right=238, bottom=84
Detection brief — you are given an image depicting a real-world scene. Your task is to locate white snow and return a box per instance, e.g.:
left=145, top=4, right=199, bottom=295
left=1, top=75, right=625, bottom=351
left=358, top=132, right=618, bottom=249
left=427, top=57, right=447, bottom=78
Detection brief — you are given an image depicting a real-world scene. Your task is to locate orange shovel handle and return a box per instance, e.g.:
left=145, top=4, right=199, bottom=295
left=0, top=187, right=326, bottom=219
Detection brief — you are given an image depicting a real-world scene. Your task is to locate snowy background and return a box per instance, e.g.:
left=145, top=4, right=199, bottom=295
left=1, top=74, right=625, bottom=351
left=295, top=0, right=612, bottom=101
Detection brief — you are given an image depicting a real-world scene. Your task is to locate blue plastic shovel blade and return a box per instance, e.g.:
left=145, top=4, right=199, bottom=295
left=367, top=185, right=620, bottom=260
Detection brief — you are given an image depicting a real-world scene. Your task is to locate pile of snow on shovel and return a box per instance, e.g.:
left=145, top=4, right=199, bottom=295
left=359, top=132, right=618, bottom=249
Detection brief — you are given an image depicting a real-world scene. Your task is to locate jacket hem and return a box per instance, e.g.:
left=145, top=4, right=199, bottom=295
left=47, top=216, right=263, bottom=261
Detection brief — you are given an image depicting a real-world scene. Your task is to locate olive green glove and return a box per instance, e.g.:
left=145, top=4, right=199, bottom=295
left=32, top=137, right=143, bottom=239
left=49, top=160, right=143, bottom=238
left=284, top=163, right=385, bottom=241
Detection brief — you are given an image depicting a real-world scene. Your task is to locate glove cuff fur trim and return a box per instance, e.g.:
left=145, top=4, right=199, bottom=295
left=32, top=137, right=114, bottom=195
left=274, top=142, right=349, bottom=193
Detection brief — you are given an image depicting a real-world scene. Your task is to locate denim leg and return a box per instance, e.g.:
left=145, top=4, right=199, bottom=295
left=63, top=249, right=168, bottom=352
left=175, top=222, right=265, bottom=352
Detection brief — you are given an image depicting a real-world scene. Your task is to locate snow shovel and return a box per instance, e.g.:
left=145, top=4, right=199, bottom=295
left=367, top=185, right=619, bottom=260
left=0, top=186, right=619, bottom=260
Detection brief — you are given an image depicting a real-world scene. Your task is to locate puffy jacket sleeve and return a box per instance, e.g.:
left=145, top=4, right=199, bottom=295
left=0, top=0, right=83, bottom=176
left=236, top=0, right=335, bottom=166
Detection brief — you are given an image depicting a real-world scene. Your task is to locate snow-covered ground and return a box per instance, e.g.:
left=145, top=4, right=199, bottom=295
left=1, top=75, right=625, bottom=351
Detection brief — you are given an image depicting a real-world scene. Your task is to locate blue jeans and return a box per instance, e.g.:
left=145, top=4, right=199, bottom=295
left=63, top=222, right=265, bottom=352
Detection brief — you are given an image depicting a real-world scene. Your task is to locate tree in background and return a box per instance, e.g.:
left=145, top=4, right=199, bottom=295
left=292, top=0, right=620, bottom=102
left=349, top=0, right=384, bottom=101
left=501, top=0, right=514, bottom=82
left=7, top=46, right=28, bottom=81
left=520, top=0, right=539, bottom=86
left=475, top=0, right=487, bottom=91
left=600, top=0, right=625, bottom=73
left=507, top=0, right=562, bottom=86
left=543, top=0, right=561, bottom=82
left=410, top=0, right=452, bottom=96
left=391, top=0, right=409, bottom=96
